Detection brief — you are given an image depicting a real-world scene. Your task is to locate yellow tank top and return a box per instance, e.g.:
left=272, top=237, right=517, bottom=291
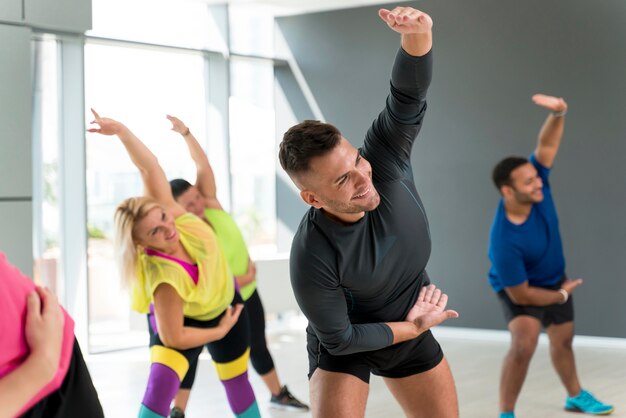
left=131, top=213, right=234, bottom=321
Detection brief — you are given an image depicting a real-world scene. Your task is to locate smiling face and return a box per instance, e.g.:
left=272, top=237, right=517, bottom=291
left=132, top=207, right=179, bottom=252
left=298, top=137, right=380, bottom=223
left=504, top=162, right=544, bottom=204
left=175, top=185, right=205, bottom=218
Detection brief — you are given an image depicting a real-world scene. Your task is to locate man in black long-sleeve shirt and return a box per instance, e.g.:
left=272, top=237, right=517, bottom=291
left=278, top=6, right=459, bottom=417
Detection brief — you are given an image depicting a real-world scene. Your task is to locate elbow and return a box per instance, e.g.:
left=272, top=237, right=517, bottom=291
left=507, top=292, right=528, bottom=306
left=322, top=336, right=354, bottom=356
left=159, top=332, right=187, bottom=351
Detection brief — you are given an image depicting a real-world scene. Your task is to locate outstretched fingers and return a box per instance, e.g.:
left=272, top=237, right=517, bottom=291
left=378, top=6, right=432, bottom=33
left=419, top=284, right=436, bottom=302
left=532, top=94, right=567, bottom=112
left=87, top=108, right=102, bottom=133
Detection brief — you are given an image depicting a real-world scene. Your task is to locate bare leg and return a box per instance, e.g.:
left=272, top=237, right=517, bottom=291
left=546, top=321, right=581, bottom=397
left=309, top=369, right=369, bottom=418
left=172, top=389, right=191, bottom=412
left=260, top=368, right=282, bottom=396
left=500, top=316, right=541, bottom=413
left=383, top=357, right=458, bottom=418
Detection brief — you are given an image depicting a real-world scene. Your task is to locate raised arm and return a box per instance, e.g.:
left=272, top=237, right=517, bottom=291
left=88, top=109, right=185, bottom=217
left=362, top=7, right=433, bottom=182
left=531, top=94, right=568, bottom=168
left=167, top=115, right=222, bottom=209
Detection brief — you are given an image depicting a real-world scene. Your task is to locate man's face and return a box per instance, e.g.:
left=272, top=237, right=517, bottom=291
left=299, top=137, right=380, bottom=223
left=175, top=186, right=205, bottom=218
left=506, top=163, right=544, bottom=204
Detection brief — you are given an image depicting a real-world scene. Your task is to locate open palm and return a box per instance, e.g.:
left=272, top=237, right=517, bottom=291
left=406, top=284, right=458, bottom=331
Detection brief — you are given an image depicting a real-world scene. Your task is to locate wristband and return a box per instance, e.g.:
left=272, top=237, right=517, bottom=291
left=557, top=288, right=569, bottom=304
left=182, top=128, right=191, bottom=136
left=552, top=109, right=567, bottom=117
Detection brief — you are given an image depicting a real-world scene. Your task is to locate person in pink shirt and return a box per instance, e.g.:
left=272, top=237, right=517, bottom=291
left=0, top=252, right=103, bottom=418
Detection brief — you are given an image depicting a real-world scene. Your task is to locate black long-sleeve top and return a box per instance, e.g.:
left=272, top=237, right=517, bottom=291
left=290, top=48, right=433, bottom=355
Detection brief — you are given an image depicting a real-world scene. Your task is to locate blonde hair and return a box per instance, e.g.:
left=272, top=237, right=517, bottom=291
left=114, top=196, right=161, bottom=287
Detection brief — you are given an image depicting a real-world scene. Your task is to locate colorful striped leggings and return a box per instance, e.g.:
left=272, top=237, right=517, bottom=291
left=139, top=293, right=260, bottom=418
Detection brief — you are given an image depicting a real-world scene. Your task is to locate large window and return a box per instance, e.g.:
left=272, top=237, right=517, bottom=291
left=32, top=38, right=64, bottom=301
left=84, top=42, right=213, bottom=351
left=30, top=0, right=294, bottom=352
left=229, top=58, right=277, bottom=256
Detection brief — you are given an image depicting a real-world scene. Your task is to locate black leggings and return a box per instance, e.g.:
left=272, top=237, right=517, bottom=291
left=174, top=289, right=275, bottom=389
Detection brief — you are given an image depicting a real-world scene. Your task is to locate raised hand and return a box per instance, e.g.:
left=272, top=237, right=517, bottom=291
left=87, top=108, right=127, bottom=136
left=378, top=6, right=433, bottom=34
left=405, top=284, right=458, bottom=332
left=532, top=94, right=568, bottom=113
left=166, top=115, right=188, bottom=135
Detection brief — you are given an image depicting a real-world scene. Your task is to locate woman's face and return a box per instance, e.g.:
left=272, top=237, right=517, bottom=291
left=133, top=207, right=179, bottom=252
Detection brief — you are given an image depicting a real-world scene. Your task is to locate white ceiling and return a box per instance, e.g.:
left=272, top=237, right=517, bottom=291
left=197, top=0, right=399, bottom=15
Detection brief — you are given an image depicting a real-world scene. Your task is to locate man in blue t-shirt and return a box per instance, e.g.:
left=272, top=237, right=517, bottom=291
left=488, top=95, right=613, bottom=418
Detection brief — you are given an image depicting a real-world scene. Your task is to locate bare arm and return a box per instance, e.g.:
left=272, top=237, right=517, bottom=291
left=0, top=288, right=64, bottom=417
left=167, top=115, right=222, bottom=210
left=89, top=109, right=185, bottom=218
left=531, top=94, right=568, bottom=168
left=234, top=259, right=256, bottom=288
left=152, top=284, right=243, bottom=350
left=379, top=6, right=433, bottom=57
left=505, top=278, right=583, bottom=306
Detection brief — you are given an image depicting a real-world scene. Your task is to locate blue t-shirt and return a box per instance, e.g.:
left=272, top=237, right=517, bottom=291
left=487, top=154, right=566, bottom=292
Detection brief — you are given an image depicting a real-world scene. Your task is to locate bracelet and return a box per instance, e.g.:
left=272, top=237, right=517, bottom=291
left=552, top=109, right=567, bottom=117
left=182, top=128, right=191, bottom=136
left=557, top=288, right=569, bottom=304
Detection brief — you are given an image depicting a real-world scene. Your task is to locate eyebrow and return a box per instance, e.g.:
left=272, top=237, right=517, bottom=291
left=333, top=152, right=361, bottom=184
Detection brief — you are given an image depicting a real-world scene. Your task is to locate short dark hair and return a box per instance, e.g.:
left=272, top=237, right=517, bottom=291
left=492, top=156, right=529, bottom=190
left=279, top=120, right=342, bottom=175
left=169, top=178, right=193, bottom=200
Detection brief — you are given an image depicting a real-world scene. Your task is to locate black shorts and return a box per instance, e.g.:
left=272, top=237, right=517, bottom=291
left=497, top=278, right=574, bottom=327
left=306, top=328, right=443, bottom=384
left=23, top=338, right=104, bottom=418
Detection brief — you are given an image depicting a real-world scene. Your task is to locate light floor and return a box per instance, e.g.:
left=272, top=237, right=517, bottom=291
left=86, top=322, right=626, bottom=418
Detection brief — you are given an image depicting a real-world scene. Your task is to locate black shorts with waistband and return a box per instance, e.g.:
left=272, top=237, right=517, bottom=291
left=306, top=328, right=443, bottom=384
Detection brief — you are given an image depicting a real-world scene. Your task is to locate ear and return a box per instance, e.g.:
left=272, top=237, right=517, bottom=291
left=500, top=184, right=513, bottom=199
left=300, top=190, right=323, bottom=209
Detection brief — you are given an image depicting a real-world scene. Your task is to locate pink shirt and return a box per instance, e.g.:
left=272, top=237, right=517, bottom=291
left=0, top=252, right=75, bottom=415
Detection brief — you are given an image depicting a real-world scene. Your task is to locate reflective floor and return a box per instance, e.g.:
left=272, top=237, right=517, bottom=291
left=86, top=321, right=626, bottom=417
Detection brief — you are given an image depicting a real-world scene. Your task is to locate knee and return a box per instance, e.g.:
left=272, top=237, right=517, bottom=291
left=550, top=336, right=574, bottom=353
left=509, top=337, right=538, bottom=361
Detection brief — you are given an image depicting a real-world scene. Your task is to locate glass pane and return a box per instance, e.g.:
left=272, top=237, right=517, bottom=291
left=84, top=42, right=211, bottom=351
left=90, top=0, right=227, bottom=52
left=229, top=58, right=277, bottom=256
left=229, top=4, right=275, bottom=57
left=32, top=39, right=64, bottom=302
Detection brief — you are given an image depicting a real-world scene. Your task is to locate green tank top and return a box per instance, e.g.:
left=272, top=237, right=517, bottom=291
left=204, top=208, right=257, bottom=301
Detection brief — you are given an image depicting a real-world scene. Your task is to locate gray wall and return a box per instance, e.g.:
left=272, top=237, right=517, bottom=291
left=276, top=1, right=626, bottom=337
left=0, top=0, right=91, bottom=275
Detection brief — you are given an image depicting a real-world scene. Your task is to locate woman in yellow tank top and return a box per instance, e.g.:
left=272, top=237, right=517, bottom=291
left=89, top=109, right=260, bottom=418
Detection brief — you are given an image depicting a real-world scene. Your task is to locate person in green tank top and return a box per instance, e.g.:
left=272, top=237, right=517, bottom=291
left=163, top=115, right=309, bottom=417
left=89, top=110, right=260, bottom=418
